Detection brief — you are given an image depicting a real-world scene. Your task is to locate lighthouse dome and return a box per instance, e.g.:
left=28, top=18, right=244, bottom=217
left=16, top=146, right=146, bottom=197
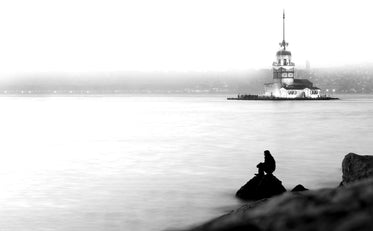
left=276, top=50, right=291, bottom=56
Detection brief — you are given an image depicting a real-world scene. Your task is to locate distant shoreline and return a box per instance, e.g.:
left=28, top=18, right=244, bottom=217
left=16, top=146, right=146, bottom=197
left=0, top=92, right=369, bottom=97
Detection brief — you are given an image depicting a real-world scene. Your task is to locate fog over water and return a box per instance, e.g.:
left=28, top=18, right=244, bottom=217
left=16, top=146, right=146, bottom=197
left=0, top=95, right=371, bottom=230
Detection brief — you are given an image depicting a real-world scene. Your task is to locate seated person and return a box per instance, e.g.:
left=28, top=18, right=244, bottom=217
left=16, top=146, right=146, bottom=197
left=256, top=150, right=276, bottom=175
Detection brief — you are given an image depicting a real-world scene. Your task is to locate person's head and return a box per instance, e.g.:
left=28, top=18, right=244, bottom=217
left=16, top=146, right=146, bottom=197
left=264, top=150, right=271, bottom=157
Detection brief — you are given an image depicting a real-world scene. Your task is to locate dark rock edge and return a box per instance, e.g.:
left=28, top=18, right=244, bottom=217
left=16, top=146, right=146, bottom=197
left=172, top=153, right=373, bottom=231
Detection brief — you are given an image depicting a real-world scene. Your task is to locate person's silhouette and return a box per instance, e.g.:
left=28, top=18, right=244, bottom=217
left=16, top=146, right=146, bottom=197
left=237, top=150, right=285, bottom=200
left=256, top=150, right=276, bottom=176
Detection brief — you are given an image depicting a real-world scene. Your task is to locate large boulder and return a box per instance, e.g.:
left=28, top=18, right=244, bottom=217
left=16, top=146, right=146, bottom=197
left=236, top=174, right=286, bottom=200
left=341, top=153, right=373, bottom=185
left=187, top=178, right=373, bottom=231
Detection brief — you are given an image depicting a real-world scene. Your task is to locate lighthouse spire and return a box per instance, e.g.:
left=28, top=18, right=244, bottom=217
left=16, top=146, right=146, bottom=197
left=279, top=10, right=289, bottom=50
left=283, top=10, right=285, bottom=44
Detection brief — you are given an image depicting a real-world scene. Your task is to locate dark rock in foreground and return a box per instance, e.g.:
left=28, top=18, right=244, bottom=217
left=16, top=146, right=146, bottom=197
left=188, top=178, right=373, bottom=231
left=341, top=153, right=373, bottom=185
left=236, top=174, right=286, bottom=200
left=181, top=153, right=373, bottom=231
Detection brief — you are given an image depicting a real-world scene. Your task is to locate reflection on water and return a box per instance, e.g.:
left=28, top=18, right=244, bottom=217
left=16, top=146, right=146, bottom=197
left=0, top=95, right=371, bottom=230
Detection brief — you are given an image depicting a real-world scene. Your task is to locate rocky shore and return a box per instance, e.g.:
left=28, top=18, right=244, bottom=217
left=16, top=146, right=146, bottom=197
left=179, top=153, right=373, bottom=231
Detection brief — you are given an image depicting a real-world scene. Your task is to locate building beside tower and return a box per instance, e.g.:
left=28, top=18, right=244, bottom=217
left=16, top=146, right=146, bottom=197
left=264, top=11, right=320, bottom=98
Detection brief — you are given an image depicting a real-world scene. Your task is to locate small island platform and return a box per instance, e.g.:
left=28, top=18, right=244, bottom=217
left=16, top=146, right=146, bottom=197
left=227, top=94, right=339, bottom=101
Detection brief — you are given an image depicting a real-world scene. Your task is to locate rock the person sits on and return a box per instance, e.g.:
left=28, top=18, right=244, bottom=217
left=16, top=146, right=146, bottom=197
left=236, top=150, right=286, bottom=200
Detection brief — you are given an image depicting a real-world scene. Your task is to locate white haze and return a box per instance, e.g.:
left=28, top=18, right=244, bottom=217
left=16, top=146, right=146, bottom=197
left=0, top=0, right=372, bottom=77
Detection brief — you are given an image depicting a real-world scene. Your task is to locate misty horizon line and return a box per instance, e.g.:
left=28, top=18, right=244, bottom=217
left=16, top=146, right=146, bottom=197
left=0, top=64, right=372, bottom=95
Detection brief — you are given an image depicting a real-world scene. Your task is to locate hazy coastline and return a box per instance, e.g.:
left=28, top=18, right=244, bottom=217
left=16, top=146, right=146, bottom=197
left=1, top=64, right=373, bottom=96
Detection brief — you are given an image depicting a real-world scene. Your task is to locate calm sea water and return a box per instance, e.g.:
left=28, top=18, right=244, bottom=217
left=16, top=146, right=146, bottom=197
left=0, top=94, right=372, bottom=231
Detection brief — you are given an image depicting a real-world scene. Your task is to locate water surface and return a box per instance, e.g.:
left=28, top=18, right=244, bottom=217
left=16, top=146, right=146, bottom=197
left=0, top=94, right=371, bottom=231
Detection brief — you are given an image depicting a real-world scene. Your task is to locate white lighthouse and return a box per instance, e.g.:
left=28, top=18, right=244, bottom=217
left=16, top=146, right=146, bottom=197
left=264, top=11, right=321, bottom=98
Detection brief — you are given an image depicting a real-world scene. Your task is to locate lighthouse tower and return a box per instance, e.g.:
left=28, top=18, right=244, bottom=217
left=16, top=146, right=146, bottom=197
left=272, top=10, right=294, bottom=86
left=264, top=10, right=321, bottom=98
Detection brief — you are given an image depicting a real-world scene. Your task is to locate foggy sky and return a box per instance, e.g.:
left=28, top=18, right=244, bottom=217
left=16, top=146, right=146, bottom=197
left=0, top=0, right=372, bottom=77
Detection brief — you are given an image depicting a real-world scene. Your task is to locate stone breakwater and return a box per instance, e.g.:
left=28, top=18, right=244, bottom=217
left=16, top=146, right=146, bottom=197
left=178, top=153, right=373, bottom=231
